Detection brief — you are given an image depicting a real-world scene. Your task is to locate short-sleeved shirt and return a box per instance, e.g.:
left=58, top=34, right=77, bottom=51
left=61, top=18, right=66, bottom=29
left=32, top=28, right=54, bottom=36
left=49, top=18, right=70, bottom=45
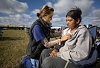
left=32, top=25, right=46, bottom=42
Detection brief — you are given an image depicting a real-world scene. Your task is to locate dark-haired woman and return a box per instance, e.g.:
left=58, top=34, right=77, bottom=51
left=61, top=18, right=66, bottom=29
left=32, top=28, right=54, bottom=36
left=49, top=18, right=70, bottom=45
left=39, top=7, right=92, bottom=68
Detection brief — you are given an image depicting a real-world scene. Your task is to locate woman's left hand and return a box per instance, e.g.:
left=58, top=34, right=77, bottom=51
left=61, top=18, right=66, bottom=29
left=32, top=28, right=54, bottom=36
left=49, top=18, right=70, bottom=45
left=50, top=49, right=58, bottom=57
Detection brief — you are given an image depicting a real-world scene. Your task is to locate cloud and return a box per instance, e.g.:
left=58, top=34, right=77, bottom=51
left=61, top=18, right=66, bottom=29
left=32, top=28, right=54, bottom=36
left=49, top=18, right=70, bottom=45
left=82, top=16, right=94, bottom=25
left=92, top=9, right=100, bottom=26
left=53, top=0, right=94, bottom=16
left=51, top=16, right=66, bottom=26
left=31, top=2, right=53, bottom=15
left=46, top=2, right=53, bottom=7
left=0, top=14, right=34, bottom=26
left=31, top=9, right=40, bottom=15
left=23, top=0, right=96, bottom=27
left=52, top=17, right=65, bottom=22
left=0, top=0, right=28, bottom=15
left=0, top=0, right=99, bottom=27
left=54, top=0, right=73, bottom=15
left=81, top=9, right=100, bottom=26
left=74, top=0, right=94, bottom=16
left=43, top=0, right=95, bottom=26
left=92, top=9, right=100, bottom=17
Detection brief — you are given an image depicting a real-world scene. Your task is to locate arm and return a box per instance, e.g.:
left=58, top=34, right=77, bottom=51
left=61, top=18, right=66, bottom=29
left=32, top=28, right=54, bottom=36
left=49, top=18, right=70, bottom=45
left=33, top=25, right=71, bottom=48
left=33, top=25, right=61, bottom=48
left=42, top=33, right=72, bottom=48
left=41, top=38, right=61, bottom=48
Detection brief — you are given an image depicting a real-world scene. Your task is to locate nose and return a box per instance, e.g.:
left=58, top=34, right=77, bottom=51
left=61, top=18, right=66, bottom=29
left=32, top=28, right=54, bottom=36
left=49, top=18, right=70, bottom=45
left=66, top=21, right=69, bottom=26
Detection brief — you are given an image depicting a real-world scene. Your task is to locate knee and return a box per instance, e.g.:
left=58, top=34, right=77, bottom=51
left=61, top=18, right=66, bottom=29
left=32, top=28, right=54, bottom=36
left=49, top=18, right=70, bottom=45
left=41, top=57, right=54, bottom=67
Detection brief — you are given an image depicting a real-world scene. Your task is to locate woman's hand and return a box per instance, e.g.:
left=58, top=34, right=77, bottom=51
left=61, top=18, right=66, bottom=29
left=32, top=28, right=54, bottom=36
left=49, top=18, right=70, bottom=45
left=61, top=33, right=71, bottom=42
left=50, top=49, right=58, bottom=57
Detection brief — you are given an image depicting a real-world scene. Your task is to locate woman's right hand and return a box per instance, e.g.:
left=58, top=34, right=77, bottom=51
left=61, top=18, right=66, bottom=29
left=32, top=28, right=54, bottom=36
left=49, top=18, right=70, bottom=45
left=61, top=33, right=71, bottom=42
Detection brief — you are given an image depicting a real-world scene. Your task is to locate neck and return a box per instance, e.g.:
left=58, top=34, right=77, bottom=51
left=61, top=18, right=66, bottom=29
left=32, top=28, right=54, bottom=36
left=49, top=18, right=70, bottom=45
left=42, top=17, right=47, bottom=23
left=70, top=25, right=79, bottom=33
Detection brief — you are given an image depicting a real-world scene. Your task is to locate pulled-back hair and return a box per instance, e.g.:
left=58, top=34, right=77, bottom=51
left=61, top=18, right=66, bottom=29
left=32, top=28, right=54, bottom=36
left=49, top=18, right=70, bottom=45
left=37, top=5, right=54, bottom=18
left=66, top=7, right=82, bottom=23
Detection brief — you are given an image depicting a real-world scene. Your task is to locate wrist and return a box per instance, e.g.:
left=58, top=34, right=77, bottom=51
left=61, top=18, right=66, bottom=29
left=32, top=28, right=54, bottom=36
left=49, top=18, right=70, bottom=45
left=58, top=39, right=61, bottom=45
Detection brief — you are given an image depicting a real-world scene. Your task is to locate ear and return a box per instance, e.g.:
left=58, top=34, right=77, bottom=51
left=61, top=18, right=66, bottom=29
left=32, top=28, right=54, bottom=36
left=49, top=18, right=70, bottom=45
left=76, top=18, right=80, bottom=24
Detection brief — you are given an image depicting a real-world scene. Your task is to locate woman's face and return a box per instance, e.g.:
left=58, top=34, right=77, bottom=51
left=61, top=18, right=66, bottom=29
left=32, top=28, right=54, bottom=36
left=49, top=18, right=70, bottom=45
left=66, top=16, right=78, bottom=30
left=44, top=12, right=53, bottom=23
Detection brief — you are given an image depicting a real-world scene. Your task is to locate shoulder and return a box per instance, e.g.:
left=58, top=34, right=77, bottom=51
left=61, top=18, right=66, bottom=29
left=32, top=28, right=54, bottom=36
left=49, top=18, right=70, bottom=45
left=78, top=25, right=88, bottom=34
left=78, top=25, right=88, bottom=32
left=33, top=25, right=42, bottom=31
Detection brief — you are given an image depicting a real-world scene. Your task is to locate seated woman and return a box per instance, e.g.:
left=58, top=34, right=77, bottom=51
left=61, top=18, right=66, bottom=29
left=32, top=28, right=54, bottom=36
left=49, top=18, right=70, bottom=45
left=38, top=7, right=92, bottom=68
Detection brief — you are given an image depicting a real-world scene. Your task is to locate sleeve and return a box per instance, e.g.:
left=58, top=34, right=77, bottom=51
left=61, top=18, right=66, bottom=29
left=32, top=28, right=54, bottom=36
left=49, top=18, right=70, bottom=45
left=57, top=29, right=92, bottom=61
left=32, top=25, right=45, bottom=42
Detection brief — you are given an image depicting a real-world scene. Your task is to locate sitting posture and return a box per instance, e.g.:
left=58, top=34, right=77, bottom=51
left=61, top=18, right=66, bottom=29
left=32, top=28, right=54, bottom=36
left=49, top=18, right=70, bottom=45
left=38, top=7, right=92, bottom=68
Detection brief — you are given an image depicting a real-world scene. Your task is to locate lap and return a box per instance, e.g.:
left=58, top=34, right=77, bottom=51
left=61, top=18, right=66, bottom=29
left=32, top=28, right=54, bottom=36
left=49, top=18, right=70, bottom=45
left=42, top=56, right=67, bottom=68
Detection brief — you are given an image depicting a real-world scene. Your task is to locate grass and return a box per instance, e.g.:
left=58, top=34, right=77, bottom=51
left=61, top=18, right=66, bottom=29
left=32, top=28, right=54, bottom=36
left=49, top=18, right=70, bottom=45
left=0, top=29, right=100, bottom=68
left=0, top=29, right=58, bottom=68
left=0, top=30, right=29, bottom=68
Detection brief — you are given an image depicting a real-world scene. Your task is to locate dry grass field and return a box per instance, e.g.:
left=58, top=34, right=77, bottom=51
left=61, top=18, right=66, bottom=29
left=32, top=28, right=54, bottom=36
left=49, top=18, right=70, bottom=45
left=0, top=29, right=100, bottom=68
left=0, top=30, right=29, bottom=68
left=0, top=29, right=59, bottom=68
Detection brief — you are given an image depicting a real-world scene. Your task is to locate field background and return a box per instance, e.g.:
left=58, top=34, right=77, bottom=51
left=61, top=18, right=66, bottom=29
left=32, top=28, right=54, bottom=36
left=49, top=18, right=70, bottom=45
left=0, top=29, right=100, bottom=68
left=0, top=30, right=29, bottom=68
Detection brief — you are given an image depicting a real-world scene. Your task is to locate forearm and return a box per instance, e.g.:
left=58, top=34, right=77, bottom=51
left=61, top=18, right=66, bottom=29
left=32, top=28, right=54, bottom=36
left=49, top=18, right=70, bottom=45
left=41, top=38, right=61, bottom=48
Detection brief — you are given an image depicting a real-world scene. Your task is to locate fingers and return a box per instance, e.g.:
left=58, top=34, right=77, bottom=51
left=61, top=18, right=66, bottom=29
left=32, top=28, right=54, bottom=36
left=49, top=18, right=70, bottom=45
left=61, top=33, right=72, bottom=42
left=50, top=53, right=54, bottom=57
left=49, top=52, right=57, bottom=57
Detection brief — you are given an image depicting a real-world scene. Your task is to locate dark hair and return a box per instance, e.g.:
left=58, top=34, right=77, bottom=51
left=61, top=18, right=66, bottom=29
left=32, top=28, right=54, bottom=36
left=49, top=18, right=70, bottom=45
left=37, top=5, right=54, bottom=18
left=66, top=7, right=82, bottom=23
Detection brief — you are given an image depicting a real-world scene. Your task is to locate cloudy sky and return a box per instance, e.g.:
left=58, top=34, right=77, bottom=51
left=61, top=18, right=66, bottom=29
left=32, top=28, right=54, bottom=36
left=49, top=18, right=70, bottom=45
left=0, top=0, right=100, bottom=27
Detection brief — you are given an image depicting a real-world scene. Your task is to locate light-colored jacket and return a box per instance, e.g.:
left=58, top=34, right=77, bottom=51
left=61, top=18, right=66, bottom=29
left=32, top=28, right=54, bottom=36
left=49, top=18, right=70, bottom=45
left=57, top=25, right=92, bottom=61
